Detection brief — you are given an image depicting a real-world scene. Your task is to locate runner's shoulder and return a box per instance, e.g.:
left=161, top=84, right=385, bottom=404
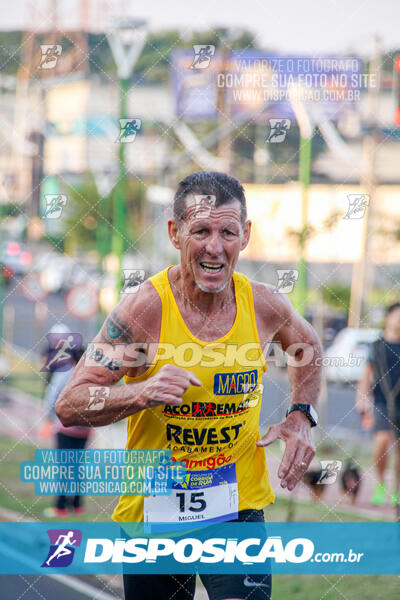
left=249, top=279, right=293, bottom=325
left=112, top=279, right=162, bottom=341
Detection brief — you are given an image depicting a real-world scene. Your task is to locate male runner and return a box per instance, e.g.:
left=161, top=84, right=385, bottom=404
left=57, top=171, right=322, bottom=600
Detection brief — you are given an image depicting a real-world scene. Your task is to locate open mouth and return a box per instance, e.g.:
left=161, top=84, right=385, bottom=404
left=199, top=262, right=223, bottom=274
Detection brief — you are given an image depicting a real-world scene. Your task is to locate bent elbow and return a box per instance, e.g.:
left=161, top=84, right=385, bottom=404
left=55, top=395, right=71, bottom=427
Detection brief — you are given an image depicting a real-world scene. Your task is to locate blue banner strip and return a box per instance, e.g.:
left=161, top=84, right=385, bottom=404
left=0, top=523, right=398, bottom=574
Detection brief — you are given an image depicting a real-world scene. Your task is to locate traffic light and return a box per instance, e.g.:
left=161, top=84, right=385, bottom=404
left=394, top=55, right=400, bottom=126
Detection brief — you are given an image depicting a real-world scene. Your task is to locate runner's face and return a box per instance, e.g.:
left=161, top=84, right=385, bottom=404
left=386, top=307, right=400, bottom=337
left=170, top=198, right=250, bottom=293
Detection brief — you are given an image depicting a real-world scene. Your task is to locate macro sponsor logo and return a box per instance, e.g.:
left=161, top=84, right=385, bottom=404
left=166, top=424, right=243, bottom=446
left=214, top=370, right=257, bottom=395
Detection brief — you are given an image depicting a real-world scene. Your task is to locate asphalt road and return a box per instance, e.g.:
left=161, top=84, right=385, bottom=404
left=260, top=370, right=361, bottom=434
left=0, top=574, right=123, bottom=600
left=4, top=279, right=97, bottom=354
left=4, top=279, right=361, bottom=435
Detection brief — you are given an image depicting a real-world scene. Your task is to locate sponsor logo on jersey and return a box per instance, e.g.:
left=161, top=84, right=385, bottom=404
left=181, top=453, right=232, bottom=470
left=213, top=369, right=258, bottom=395
left=166, top=423, right=243, bottom=446
left=163, top=400, right=251, bottom=418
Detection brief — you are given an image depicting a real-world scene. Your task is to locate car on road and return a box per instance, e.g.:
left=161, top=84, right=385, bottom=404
left=0, top=241, right=32, bottom=279
left=324, top=327, right=381, bottom=384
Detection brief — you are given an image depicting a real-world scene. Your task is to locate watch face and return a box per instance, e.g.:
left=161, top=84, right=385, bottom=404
left=309, top=405, right=318, bottom=424
left=287, top=404, right=318, bottom=426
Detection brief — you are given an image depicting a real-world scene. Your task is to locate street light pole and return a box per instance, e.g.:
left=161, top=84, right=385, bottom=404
left=107, top=19, right=148, bottom=291
left=112, top=76, right=129, bottom=272
left=297, top=134, right=312, bottom=317
left=288, top=86, right=313, bottom=317
left=348, top=38, right=381, bottom=328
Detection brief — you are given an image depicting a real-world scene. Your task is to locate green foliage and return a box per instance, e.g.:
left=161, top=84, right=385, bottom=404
left=288, top=224, right=316, bottom=248
left=62, top=176, right=101, bottom=251
left=88, top=28, right=258, bottom=83
left=380, top=49, right=400, bottom=75
left=0, top=203, right=21, bottom=217
left=0, top=32, right=23, bottom=74
left=61, top=175, right=145, bottom=254
left=323, top=209, right=343, bottom=231
left=322, top=283, right=351, bottom=310
left=0, top=26, right=258, bottom=79
left=272, top=574, right=400, bottom=600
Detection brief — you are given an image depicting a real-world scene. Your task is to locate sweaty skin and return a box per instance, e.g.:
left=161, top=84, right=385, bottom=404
left=56, top=198, right=322, bottom=491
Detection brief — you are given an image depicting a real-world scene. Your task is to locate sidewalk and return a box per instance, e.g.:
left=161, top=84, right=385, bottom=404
left=0, top=384, right=45, bottom=445
left=265, top=452, right=398, bottom=520
left=0, top=383, right=126, bottom=448
left=1, top=383, right=397, bottom=520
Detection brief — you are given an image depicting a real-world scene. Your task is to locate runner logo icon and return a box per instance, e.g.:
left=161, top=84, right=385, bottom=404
left=41, top=529, right=82, bottom=568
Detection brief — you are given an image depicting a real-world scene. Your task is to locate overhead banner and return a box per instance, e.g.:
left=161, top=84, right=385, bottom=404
left=171, top=50, right=363, bottom=121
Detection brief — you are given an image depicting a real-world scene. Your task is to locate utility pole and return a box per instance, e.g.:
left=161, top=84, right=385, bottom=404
left=254, top=124, right=269, bottom=183
left=348, top=37, right=381, bottom=328
left=216, top=45, right=232, bottom=172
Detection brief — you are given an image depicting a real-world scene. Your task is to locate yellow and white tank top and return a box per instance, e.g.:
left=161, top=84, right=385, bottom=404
left=112, top=266, right=274, bottom=523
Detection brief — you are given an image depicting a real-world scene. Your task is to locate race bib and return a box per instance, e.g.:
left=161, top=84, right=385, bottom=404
left=143, top=463, right=238, bottom=524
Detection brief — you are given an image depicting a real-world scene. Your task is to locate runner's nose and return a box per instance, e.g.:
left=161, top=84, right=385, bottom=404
left=204, top=234, right=223, bottom=257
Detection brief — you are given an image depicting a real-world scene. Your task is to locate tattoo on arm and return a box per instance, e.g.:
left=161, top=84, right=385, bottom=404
left=85, top=343, right=122, bottom=371
left=102, top=310, right=133, bottom=344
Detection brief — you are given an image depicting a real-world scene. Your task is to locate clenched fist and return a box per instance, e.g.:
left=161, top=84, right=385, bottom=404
left=137, top=364, right=202, bottom=409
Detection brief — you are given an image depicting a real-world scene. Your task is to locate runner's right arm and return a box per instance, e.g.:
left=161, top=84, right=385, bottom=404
left=356, top=363, right=374, bottom=415
left=55, top=282, right=201, bottom=427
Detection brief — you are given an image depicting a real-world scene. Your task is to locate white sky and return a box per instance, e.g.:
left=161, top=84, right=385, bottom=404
left=1, top=0, right=398, bottom=57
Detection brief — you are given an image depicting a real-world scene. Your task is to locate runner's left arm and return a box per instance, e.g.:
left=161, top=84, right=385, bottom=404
left=255, top=286, right=323, bottom=491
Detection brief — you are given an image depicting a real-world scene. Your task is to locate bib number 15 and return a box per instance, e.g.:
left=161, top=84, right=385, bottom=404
left=175, top=491, right=206, bottom=513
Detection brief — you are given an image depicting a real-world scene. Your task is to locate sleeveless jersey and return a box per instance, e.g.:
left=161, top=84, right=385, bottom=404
left=112, top=266, right=274, bottom=523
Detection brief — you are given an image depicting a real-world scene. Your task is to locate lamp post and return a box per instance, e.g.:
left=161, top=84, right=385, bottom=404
left=107, top=19, right=148, bottom=291
left=288, top=86, right=313, bottom=317
left=92, top=169, right=118, bottom=260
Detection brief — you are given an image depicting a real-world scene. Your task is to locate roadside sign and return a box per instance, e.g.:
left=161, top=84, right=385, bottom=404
left=20, top=273, right=48, bottom=303
left=65, top=283, right=98, bottom=319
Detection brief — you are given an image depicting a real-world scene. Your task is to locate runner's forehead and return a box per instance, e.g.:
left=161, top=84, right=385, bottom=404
left=184, top=196, right=243, bottom=223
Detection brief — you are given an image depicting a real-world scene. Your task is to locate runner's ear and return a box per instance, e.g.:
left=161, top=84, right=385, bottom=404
left=168, top=220, right=181, bottom=249
left=240, top=220, right=251, bottom=251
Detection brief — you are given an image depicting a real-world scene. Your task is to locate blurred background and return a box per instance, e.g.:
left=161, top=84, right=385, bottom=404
left=0, top=1, right=400, bottom=598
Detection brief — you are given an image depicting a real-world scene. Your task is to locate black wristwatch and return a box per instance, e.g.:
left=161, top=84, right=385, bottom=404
left=286, top=403, right=318, bottom=427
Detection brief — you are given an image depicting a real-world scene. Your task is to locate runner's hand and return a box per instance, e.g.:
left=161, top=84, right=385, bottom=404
left=256, top=411, right=315, bottom=491
left=139, top=364, right=202, bottom=408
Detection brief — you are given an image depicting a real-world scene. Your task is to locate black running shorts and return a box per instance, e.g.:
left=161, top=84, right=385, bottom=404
left=122, top=509, right=271, bottom=600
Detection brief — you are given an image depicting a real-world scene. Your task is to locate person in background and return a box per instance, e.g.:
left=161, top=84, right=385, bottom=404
left=356, top=303, right=400, bottom=507
left=42, top=346, right=91, bottom=517
left=40, top=323, right=71, bottom=392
